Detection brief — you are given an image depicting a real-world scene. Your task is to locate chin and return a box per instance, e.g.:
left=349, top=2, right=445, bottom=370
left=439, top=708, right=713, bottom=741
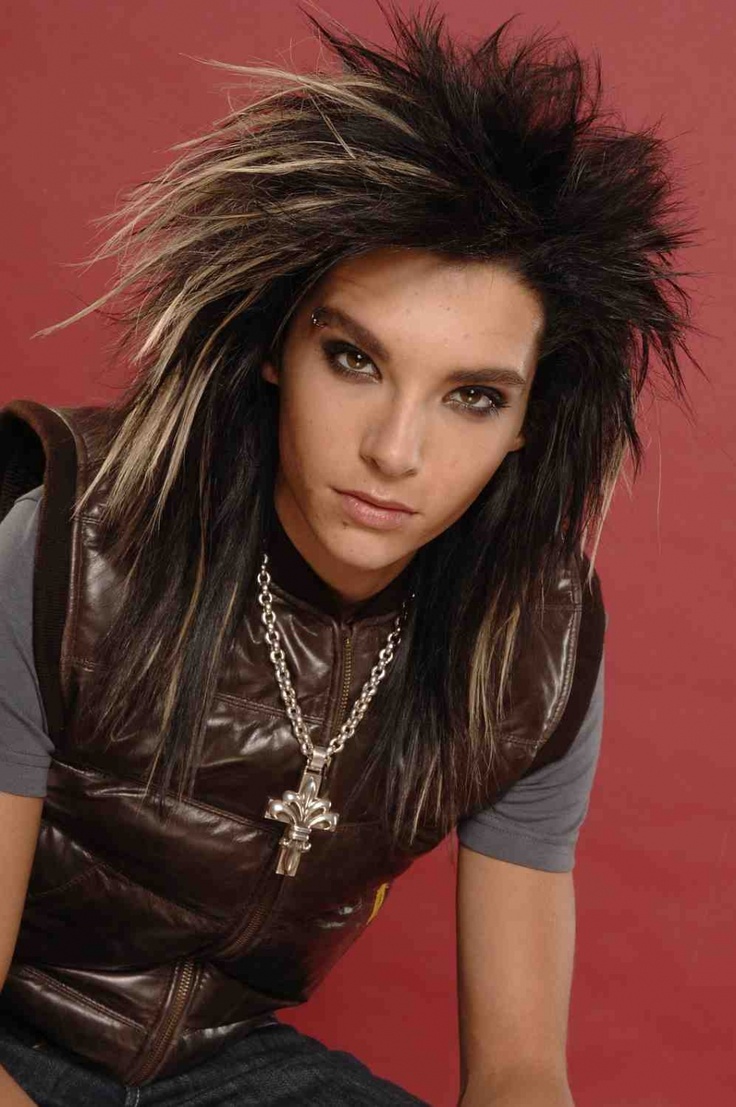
left=325, top=524, right=413, bottom=572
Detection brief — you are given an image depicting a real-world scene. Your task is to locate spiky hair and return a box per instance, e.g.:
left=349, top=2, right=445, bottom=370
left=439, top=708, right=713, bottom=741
left=48, top=5, right=700, bottom=838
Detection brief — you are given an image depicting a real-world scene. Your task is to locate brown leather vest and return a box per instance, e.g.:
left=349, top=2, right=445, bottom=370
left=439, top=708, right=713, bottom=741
left=0, top=400, right=604, bottom=1085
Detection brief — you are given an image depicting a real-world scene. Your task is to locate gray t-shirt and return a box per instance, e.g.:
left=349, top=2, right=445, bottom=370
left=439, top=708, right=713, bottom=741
left=0, top=486, right=604, bottom=872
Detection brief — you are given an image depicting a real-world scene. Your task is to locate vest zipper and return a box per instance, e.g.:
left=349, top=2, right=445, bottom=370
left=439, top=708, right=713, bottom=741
left=214, top=631, right=354, bottom=964
left=332, top=633, right=353, bottom=738
left=127, top=958, right=197, bottom=1085
left=123, top=634, right=358, bottom=1082
left=214, top=848, right=285, bottom=960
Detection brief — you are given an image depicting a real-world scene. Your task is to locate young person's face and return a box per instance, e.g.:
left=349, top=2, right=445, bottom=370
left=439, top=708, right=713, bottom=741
left=261, top=248, right=544, bottom=602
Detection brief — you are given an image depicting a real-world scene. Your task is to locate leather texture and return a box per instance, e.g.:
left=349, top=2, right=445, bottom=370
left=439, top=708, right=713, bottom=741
left=0, top=401, right=605, bottom=1085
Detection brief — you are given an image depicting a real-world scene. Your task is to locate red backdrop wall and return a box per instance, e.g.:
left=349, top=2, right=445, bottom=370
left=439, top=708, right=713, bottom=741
left=3, top=3, right=733, bottom=1104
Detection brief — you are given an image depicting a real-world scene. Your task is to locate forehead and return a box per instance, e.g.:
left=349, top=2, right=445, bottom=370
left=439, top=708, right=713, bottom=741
left=307, top=247, right=545, bottom=369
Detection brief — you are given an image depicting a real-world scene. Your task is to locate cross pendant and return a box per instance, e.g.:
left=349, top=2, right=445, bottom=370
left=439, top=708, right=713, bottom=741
left=265, top=746, right=339, bottom=877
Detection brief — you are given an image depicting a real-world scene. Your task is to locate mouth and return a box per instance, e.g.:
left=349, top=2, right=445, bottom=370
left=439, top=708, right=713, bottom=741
left=334, top=489, right=416, bottom=530
left=337, top=489, right=416, bottom=513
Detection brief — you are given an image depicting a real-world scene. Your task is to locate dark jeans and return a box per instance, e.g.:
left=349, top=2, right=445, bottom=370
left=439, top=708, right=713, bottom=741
left=0, top=1014, right=430, bottom=1106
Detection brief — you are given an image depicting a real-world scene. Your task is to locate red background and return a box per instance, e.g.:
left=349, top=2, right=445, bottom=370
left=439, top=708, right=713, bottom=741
left=2, top=3, right=733, bottom=1104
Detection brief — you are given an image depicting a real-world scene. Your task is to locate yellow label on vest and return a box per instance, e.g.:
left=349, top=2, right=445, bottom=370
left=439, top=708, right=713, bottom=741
left=366, top=881, right=390, bottom=925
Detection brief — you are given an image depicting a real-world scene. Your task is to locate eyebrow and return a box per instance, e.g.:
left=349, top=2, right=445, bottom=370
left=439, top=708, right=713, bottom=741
left=311, top=304, right=529, bottom=392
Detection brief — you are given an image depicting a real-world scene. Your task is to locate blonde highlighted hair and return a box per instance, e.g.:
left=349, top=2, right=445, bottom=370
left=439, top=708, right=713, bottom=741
left=43, top=6, right=699, bottom=843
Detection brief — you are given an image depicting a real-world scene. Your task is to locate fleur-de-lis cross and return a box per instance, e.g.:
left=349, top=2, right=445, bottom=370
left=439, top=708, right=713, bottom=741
left=265, top=746, right=339, bottom=876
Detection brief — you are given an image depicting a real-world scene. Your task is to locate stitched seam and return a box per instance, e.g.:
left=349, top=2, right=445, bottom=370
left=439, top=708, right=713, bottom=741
left=33, top=809, right=231, bottom=926
left=66, top=660, right=325, bottom=725
left=542, top=567, right=584, bottom=742
left=49, top=759, right=288, bottom=832
left=27, top=861, right=106, bottom=902
left=500, top=736, right=540, bottom=751
left=214, top=690, right=323, bottom=724
left=29, top=846, right=226, bottom=927
left=68, top=656, right=95, bottom=671
left=0, top=749, right=50, bottom=768
left=82, top=853, right=226, bottom=927
left=500, top=573, right=584, bottom=750
left=16, top=965, right=144, bottom=1030
left=57, top=413, right=87, bottom=714
left=533, top=599, right=583, bottom=610
left=459, top=815, right=576, bottom=847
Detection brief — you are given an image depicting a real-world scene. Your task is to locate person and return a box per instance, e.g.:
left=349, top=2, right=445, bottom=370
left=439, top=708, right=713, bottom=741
left=0, top=7, right=697, bottom=1107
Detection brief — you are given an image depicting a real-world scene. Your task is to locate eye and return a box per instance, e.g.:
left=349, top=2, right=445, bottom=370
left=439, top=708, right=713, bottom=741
left=448, top=386, right=508, bottom=417
left=322, top=340, right=377, bottom=378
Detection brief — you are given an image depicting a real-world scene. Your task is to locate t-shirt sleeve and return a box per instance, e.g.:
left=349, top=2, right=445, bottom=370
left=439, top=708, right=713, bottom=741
left=0, top=485, right=54, bottom=797
left=455, top=653, right=605, bottom=872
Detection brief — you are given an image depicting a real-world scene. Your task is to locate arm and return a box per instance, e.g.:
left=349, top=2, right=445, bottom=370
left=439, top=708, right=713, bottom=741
left=0, top=489, right=55, bottom=1101
left=0, top=1067, right=37, bottom=1107
left=456, top=844, right=576, bottom=1107
left=0, top=791, right=43, bottom=1106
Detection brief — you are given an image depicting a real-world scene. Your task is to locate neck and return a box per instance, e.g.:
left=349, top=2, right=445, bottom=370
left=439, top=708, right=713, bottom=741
left=271, top=489, right=412, bottom=608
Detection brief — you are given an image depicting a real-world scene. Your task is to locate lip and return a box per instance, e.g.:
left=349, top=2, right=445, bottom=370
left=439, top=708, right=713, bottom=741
left=335, top=490, right=416, bottom=531
left=338, top=489, right=416, bottom=513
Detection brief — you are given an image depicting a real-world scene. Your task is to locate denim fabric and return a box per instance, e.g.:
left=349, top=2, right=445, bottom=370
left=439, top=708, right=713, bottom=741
left=0, top=1013, right=430, bottom=1106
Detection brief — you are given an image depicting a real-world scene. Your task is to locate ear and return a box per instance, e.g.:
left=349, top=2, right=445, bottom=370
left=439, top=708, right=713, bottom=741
left=508, top=430, right=525, bottom=452
left=261, top=359, right=279, bottom=386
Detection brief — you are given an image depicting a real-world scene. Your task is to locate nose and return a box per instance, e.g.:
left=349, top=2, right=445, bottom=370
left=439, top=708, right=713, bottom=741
left=358, top=394, right=423, bottom=478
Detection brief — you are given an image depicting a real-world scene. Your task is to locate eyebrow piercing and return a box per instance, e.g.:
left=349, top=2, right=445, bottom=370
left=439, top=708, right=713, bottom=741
left=310, top=309, right=325, bottom=328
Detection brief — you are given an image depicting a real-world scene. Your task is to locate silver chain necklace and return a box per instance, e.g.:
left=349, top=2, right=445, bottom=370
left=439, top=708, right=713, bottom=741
left=257, top=551, right=410, bottom=877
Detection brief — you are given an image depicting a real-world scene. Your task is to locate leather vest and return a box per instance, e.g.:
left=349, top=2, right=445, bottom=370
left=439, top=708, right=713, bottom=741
left=0, top=400, right=605, bottom=1085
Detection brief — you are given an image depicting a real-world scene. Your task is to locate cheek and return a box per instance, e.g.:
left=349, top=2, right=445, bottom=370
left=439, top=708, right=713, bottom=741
left=278, top=375, right=352, bottom=473
left=425, top=437, right=511, bottom=524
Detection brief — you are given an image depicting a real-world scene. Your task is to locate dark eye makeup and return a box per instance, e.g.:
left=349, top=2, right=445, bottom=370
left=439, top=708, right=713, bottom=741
left=323, top=340, right=373, bottom=375
left=319, top=339, right=509, bottom=418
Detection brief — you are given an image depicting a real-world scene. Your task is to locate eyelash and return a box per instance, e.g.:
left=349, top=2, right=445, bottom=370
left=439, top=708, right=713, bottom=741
left=320, top=340, right=509, bottom=418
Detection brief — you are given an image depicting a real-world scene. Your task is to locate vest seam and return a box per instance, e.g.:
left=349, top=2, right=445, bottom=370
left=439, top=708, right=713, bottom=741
left=48, top=763, right=386, bottom=830
left=211, top=690, right=324, bottom=725
left=31, top=820, right=246, bottom=927
left=54, top=407, right=88, bottom=720
left=67, top=659, right=326, bottom=725
left=25, top=854, right=107, bottom=902
left=530, top=601, right=583, bottom=610
left=108, top=866, right=247, bottom=929
left=12, top=965, right=145, bottom=1031
left=499, top=735, right=546, bottom=751
left=27, top=828, right=232, bottom=929
left=68, top=655, right=95, bottom=671
left=457, top=813, right=576, bottom=847
left=48, top=759, right=304, bottom=832
left=540, top=564, right=583, bottom=743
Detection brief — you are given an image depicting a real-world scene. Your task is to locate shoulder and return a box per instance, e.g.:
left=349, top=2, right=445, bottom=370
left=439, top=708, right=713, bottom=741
left=1, top=482, right=44, bottom=518
left=6, top=486, right=44, bottom=509
left=538, top=553, right=605, bottom=767
left=457, top=650, right=605, bottom=872
left=0, top=485, right=52, bottom=798
left=0, top=485, right=44, bottom=590
left=497, top=551, right=605, bottom=760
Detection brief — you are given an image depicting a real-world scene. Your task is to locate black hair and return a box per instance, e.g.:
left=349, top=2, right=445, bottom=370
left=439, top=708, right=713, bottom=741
left=49, top=4, right=700, bottom=844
